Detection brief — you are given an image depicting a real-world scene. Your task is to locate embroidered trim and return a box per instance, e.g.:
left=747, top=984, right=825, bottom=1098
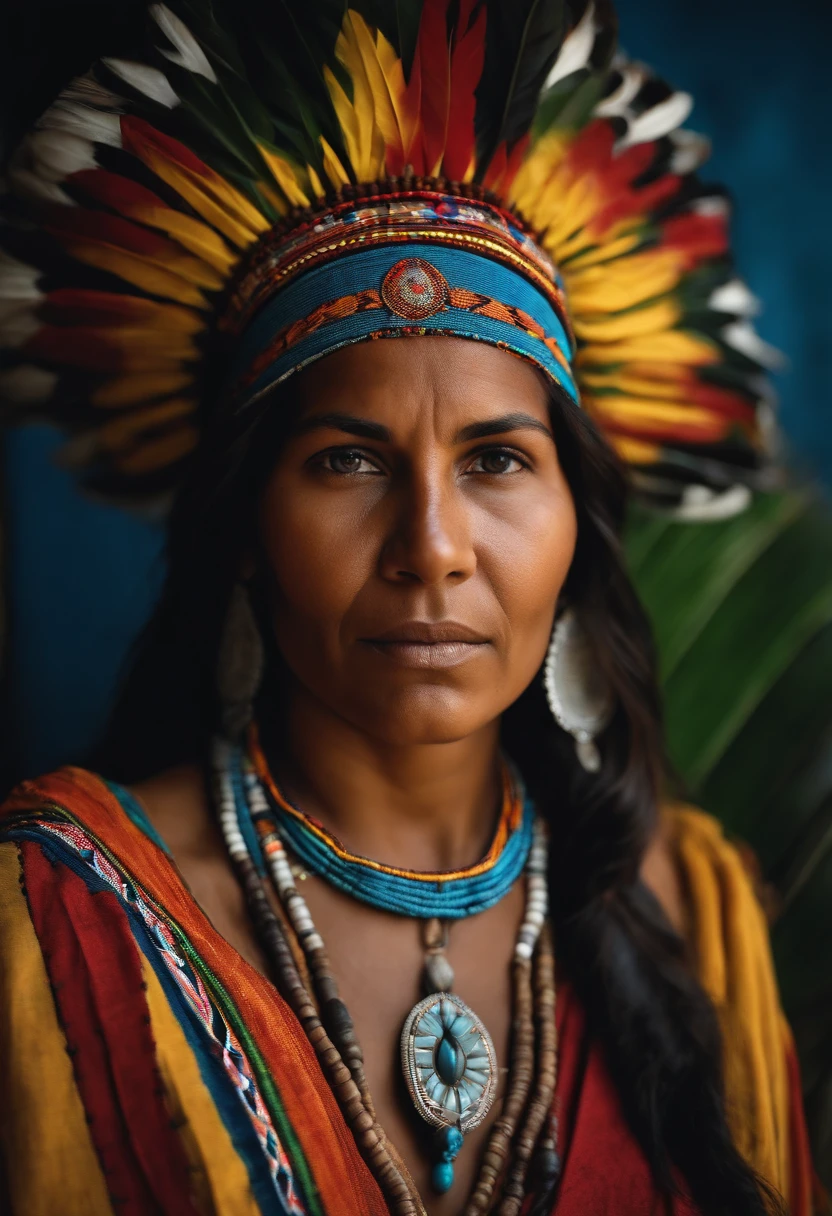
left=25, top=816, right=307, bottom=1214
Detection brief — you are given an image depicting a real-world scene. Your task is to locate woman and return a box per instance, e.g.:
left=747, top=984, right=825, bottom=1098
left=0, top=1, right=816, bottom=1213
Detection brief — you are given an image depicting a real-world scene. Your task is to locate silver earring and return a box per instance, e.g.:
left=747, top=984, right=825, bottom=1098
left=543, top=607, right=613, bottom=773
left=216, top=583, right=265, bottom=740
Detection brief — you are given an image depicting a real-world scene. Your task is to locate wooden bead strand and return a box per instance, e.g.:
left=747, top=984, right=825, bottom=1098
left=216, top=741, right=559, bottom=1215
left=216, top=746, right=422, bottom=1216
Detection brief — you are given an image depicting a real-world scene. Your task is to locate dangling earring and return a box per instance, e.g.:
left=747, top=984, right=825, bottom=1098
left=217, top=582, right=265, bottom=741
left=543, top=607, right=613, bottom=773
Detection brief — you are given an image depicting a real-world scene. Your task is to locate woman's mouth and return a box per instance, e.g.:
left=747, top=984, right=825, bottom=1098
left=361, top=622, right=491, bottom=670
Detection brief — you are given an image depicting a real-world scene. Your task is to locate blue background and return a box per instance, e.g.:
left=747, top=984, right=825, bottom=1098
left=2, top=0, right=830, bottom=780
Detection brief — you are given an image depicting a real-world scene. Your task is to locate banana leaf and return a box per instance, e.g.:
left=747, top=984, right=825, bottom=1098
left=625, top=490, right=832, bottom=1188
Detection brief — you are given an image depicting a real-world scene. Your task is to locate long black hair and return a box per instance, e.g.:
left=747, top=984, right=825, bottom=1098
left=97, top=365, right=778, bottom=1216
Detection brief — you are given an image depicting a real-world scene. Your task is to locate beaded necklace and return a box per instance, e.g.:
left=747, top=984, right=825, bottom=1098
left=247, top=727, right=536, bottom=918
left=214, top=737, right=560, bottom=1215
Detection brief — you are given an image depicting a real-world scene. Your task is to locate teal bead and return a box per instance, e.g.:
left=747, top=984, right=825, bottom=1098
left=441, top=1125, right=464, bottom=1157
left=431, top=1161, right=455, bottom=1193
left=436, top=1035, right=464, bottom=1084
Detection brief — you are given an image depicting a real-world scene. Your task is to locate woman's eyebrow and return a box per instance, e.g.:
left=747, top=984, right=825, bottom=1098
left=455, top=413, right=554, bottom=443
left=291, top=410, right=553, bottom=444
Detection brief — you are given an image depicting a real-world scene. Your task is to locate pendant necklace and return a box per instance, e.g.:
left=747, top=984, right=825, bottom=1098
left=214, top=733, right=559, bottom=1213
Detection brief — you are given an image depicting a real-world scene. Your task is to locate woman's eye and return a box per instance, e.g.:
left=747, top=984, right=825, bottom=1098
left=468, top=449, right=527, bottom=475
left=321, top=448, right=380, bottom=475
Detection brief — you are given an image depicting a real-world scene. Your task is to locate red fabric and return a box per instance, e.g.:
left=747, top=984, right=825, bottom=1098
left=785, top=1035, right=821, bottom=1216
left=8, top=769, right=389, bottom=1216
left=536, top=980, right=699, bottom=1216
left=21, top=839, right=201, bottom=1216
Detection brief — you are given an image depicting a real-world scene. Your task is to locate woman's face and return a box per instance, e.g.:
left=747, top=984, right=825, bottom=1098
left=260, top=336, right=577, bottom=745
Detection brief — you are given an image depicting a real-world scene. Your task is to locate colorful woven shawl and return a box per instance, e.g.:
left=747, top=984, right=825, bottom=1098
left=0, top=771, right=814, bottom=1215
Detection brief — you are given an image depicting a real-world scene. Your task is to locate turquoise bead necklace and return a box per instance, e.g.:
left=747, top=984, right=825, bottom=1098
left=215, top=737, right=554, bottom=1206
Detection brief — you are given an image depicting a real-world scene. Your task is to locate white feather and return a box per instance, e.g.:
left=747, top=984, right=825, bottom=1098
left=594, top=64, right=645, bottom=118
left=668, top=128, right=710, bottom=174
left=709, top=279, right=762, bottom=317
left=24, top=129, right=98, bottom=181
left=672, top=483, right=753, bottom=521
left=63, top=72, right=124, bottom=110
left=692, top=195, right=730, bottom=218
left=101, top=59, right=179, bottom=108
left=38, top=99, right=123, bottom=147
left=0, top=364, right=57, bottom=403
left=543, top=4, right=596, bottom=91
left=722, top=321, right=785, bottom=370
left=0, top=304, right=40, bottom=347
left=0, top=252, right=42, bottom=301
left=617, top=91, right=693, bottom=149
left=7, top=163, right=73, bottom=204
left=151, top=4, right=217, bottom=82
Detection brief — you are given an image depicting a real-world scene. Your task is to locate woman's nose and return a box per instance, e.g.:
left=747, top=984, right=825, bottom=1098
left=378, top=463, right=476, bottom=586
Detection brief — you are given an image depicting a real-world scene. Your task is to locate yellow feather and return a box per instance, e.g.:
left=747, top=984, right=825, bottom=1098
left=320, top=137, right=350, bottom=189
left=375, top=27, right=417, bottom=163
left=333, top=13, right=385, bottom=180
left=62, top=243, right=209, bottom=308
left=135, top=207, right=237, bottom=275
left=542, top=172, right=602, bottom=250
left=567, top=251, right=684, bottom=314
left=510, top=133, right=571, bottom=218
left=324, top=65, right=362, bottom=176
left=139, top=146, right=267, bottom=247
left=581, top=370, right=699, bottom=401
left=255, top=181, right=290, bottom=217
left=558, top=228, right=643, bottom=269
left=578, top=330, right=718, bottom=366
left=346, top=14, right=403, bottom=168
left=257, top=145, right=310, bottom=208
left=586, top=394, right=728, bottom=433
left=92, top=370, right=193, bottom=408
left=605, top=434, right=661, bottom=464
left=306, top=162, right=325, bottom=200
left=572, top=299, right=680, bottom=343
left=98, top=397, right=196, bottom=451
left=115, top=423, right=200, bottom=474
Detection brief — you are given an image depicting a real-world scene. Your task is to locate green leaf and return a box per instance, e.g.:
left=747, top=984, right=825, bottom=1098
left=626, top=488, right=832, bottom=1188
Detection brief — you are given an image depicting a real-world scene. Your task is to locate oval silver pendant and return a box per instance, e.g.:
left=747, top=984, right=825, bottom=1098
left=400, top=993, right=498, bottom=1133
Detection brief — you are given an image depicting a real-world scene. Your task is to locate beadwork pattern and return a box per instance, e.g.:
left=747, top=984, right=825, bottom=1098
left=245, top=728, right=536, bottom=918
left=401, top=993, right=497, bottom=1132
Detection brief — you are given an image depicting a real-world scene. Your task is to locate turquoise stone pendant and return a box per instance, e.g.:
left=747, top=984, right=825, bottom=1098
left=400, top=992, right=498, bottom=1192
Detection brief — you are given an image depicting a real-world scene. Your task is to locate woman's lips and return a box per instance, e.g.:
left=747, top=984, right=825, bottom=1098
left=364, top=639, right=489, bottom=669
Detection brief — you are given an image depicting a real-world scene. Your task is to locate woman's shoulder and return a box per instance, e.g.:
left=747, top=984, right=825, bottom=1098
left=0, top=764, right=172, bottom=857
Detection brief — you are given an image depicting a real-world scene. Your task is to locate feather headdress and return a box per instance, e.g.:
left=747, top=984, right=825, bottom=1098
left=0, top=0, right=777, bottom=516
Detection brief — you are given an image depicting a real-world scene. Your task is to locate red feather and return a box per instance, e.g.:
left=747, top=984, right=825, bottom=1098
left=443, top=0, right=487, bottom=182
left=70, top=168, right=167, bottom=216
left=416, top=0, right=452, bottom=176
left=42, top=289, right=191, bottom=329
left=121, top=115, right=215, bottom=179
left=662, top=212, right=729, bottom=267
left=44, top=207, right=176, bottom=256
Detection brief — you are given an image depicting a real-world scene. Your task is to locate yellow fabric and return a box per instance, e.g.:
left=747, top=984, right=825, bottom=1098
left=666, top=807, right=793, bottom=1204
left=0, top=842, right=114, bottom=1216
left=140, top=954, right=261, bottom=1216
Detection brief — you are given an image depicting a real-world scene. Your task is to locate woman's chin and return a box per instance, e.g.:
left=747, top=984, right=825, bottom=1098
left=351, top=685, right=501, bottom=747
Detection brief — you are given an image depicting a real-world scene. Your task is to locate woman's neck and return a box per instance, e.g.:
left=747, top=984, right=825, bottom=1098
left=260, top=685, right=504, bottom=874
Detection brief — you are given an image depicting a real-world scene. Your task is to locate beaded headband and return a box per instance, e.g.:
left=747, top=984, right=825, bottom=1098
left=0, top=0, right=778, bottom=516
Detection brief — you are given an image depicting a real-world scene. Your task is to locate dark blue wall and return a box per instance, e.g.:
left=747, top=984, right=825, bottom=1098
left=3, top=0, right=830, bottom=779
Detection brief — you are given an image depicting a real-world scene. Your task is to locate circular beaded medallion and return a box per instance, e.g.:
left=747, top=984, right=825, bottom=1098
left=381, top=257, right=451, bottom=320
left=400, top=992, right=498, bottom=1133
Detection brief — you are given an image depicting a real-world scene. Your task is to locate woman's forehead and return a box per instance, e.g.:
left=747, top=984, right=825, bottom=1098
left=288, top=335, right=553, bottom=435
